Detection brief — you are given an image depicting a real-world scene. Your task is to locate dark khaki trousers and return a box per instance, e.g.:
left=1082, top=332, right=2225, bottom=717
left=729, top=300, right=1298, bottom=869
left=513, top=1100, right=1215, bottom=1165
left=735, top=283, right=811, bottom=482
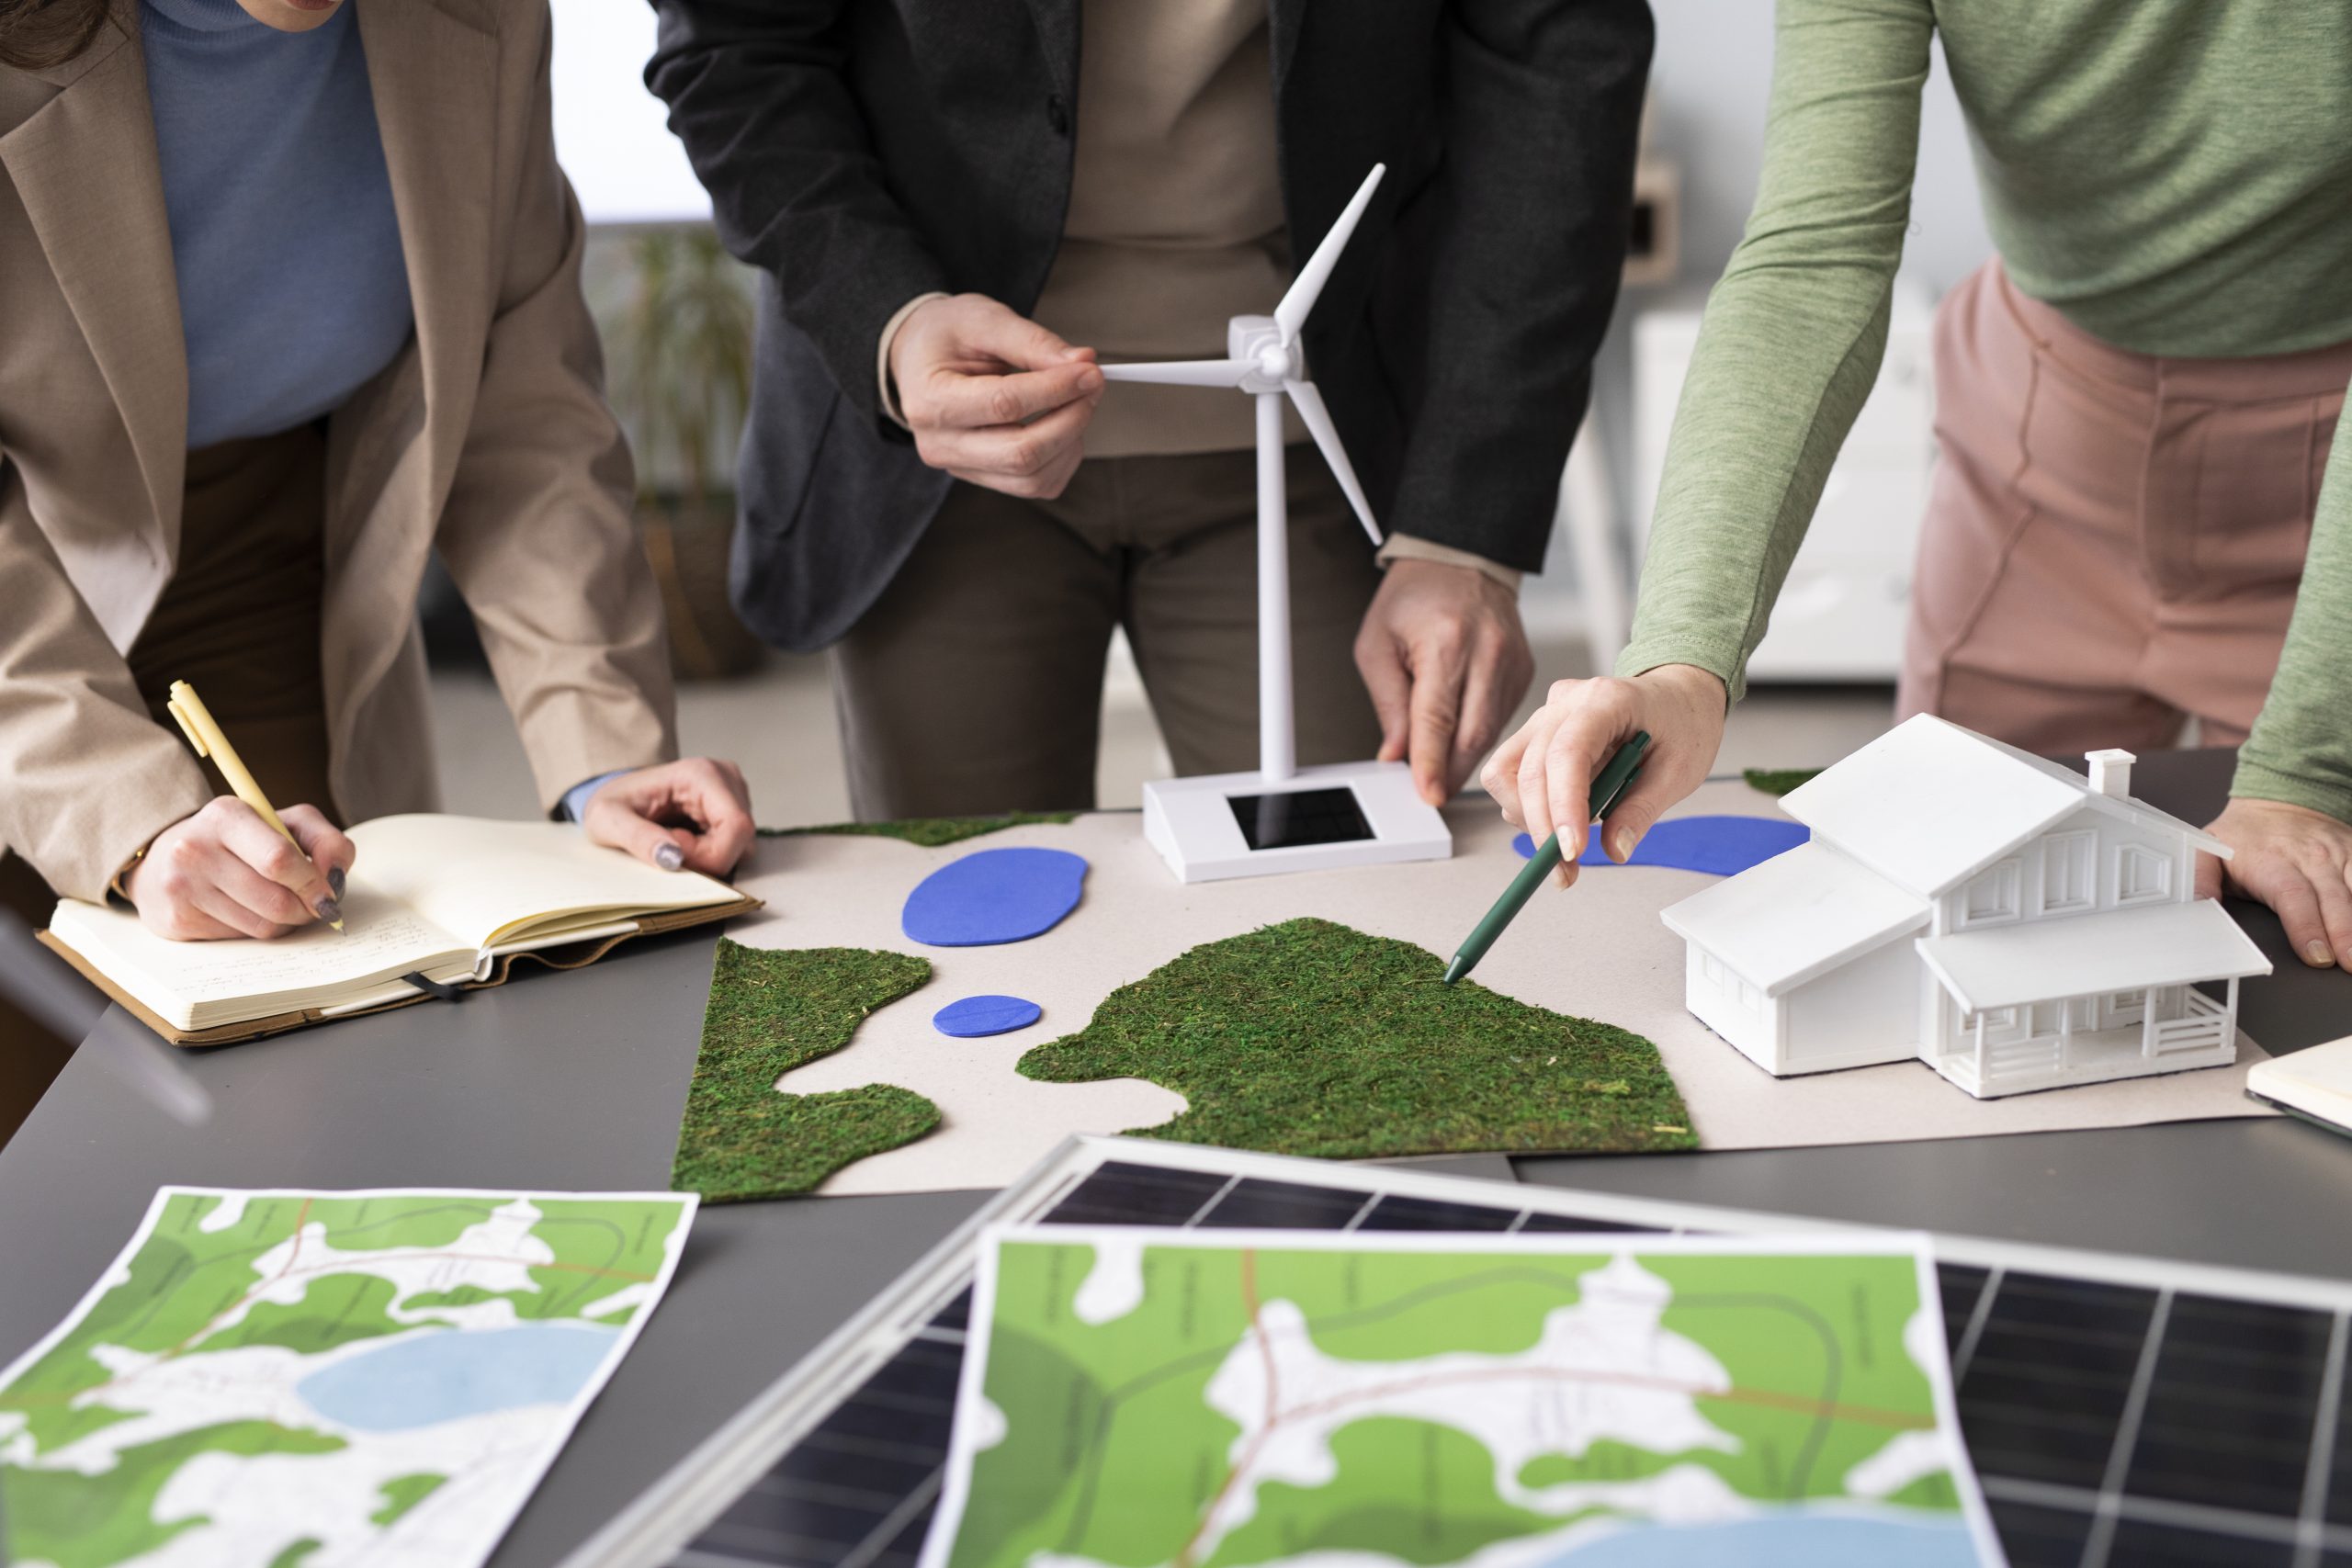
left=831, top=446, right=1384, bottom=818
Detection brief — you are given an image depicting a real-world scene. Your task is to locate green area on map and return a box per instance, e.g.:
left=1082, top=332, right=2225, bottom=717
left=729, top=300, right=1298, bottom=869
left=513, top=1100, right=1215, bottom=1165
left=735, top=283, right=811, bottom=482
left=0, top=1190, right=690, bottom=1568
left=944, top=1237, right=1973, bottom=1568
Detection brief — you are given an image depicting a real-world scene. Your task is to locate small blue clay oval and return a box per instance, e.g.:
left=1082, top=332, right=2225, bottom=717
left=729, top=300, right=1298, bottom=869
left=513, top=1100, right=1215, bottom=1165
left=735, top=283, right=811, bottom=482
left=933, top=995, right=1045, bottom=1037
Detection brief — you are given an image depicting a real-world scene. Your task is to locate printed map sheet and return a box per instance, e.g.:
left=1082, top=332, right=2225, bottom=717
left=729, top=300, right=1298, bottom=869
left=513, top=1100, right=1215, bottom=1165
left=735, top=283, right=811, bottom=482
left=922, top=1226, right=2006, bottom=1567
left=0, top=1185, right=695, bottom=1568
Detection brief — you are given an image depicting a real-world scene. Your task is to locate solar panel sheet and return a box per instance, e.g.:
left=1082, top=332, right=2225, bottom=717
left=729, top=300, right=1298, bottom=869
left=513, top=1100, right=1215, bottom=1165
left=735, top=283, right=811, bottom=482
left=595, top=1145, right=2352, bottom=1568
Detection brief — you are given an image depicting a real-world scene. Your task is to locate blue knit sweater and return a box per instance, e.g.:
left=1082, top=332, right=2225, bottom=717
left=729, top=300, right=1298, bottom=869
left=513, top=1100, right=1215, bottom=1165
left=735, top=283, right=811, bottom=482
left=142, top=0, right=413, bottom=449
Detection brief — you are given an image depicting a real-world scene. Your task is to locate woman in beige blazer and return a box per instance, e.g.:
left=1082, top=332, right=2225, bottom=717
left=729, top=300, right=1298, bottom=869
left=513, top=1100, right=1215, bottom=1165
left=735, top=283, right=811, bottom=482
left=0, top=0, right=753, bottom=941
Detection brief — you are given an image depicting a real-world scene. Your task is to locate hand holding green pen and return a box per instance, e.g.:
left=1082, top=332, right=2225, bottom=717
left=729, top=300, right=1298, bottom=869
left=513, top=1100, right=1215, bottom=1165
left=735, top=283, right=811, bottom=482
left=1442, top=731, right=1651, bottom=986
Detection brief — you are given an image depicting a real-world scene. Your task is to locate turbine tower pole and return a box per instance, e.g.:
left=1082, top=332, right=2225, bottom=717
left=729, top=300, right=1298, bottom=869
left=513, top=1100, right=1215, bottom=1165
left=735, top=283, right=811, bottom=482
left=1256, top=389, right=1294, bottom=783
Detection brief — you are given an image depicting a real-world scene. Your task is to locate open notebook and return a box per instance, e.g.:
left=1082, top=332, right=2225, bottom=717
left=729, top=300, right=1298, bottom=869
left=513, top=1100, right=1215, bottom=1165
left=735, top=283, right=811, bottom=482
left=2246, top=1034, right=2352, bottom=1140
left=40, top=815, right=758, bottom=1044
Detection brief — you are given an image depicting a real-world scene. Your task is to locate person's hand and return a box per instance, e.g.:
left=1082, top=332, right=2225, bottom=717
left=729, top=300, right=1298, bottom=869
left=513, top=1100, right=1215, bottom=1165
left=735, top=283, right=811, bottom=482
left=582, top=758, right=754, bottom=877
left=125, top=797, right=355, bottom=941
left=889, top=294, right=1103, bottom=500
left=1355, top=560, right=1536, bottom=806
left=2197, top=797, right=2352, bottom=969
left=1480, top=663, right=1727, bottom=888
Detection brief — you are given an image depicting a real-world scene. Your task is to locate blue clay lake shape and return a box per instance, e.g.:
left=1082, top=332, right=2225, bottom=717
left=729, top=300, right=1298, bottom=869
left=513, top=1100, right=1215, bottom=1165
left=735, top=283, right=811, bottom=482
left=901, top=847, right=1089, bottom=947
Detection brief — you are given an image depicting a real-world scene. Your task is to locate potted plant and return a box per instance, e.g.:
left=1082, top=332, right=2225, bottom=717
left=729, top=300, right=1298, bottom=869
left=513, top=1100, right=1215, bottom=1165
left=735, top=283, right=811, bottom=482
left=602, top=225, right=764, bottom=680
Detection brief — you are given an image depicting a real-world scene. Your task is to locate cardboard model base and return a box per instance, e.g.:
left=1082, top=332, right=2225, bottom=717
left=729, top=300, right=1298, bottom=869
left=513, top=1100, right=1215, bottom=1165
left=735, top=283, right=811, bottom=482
left=734, top=779, right=2272, bottom=1196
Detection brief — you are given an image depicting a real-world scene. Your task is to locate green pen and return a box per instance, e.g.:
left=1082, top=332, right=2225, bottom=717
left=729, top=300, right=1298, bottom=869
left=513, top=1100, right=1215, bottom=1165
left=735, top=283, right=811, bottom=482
left=1441, top=730, right=1652, bottom=986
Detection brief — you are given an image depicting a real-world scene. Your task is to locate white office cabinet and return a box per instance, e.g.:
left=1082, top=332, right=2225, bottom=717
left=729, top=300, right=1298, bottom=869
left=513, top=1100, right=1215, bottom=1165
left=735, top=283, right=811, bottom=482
left=1632, top=283, right=1938, bottom=682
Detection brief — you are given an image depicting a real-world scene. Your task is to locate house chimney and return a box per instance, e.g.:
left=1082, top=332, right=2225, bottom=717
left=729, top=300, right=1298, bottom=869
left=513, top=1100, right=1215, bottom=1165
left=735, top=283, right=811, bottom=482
left=2086, top=748, right=2135, bottom=799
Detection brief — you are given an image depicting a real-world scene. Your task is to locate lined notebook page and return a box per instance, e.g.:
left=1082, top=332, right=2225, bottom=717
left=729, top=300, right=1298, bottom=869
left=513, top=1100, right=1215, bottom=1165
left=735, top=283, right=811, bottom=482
left=347, top=816, right=739, bottom=951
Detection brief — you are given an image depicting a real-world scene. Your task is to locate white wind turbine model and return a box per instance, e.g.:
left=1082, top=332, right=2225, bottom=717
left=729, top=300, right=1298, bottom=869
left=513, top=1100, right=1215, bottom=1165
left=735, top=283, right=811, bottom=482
left=1102, top=164, right=1452, bottom=882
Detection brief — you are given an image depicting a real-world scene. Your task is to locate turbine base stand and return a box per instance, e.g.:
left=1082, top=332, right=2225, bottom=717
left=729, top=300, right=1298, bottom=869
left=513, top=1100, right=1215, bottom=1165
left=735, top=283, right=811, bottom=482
left=1141, top=761, right=1452, bottom=884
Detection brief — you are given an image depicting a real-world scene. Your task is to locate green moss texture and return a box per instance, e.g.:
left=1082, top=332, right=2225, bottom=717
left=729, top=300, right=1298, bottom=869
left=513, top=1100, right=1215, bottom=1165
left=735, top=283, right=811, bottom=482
left=1017, top=917, right=1697, bottom=1159
left=757, top=811, right=1079, bottom=848
left=1741, top=767, right=1823, bottom=797
left=672, top=940, right=938, bottom=1202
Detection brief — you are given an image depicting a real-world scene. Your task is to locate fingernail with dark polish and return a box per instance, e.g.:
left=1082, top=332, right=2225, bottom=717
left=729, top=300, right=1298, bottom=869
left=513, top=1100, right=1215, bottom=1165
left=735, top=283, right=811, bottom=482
left=314, top=897, right=343, bottom=925
left=655, top=842, right=684, bottom=872
left=328, top=867, right=345, bottom=900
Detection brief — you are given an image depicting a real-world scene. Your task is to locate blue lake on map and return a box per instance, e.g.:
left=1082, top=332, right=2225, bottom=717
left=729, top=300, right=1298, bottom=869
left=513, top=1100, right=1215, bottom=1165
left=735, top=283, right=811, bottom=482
left=1544, top=1511, right=1982, bottom=1566
left=296, top=1323, right=621, bottom=1431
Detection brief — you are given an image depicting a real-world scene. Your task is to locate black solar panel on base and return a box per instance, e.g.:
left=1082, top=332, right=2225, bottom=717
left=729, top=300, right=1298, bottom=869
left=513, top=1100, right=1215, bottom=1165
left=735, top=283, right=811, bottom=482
left=663, top=1156, right=2352, bottom=1568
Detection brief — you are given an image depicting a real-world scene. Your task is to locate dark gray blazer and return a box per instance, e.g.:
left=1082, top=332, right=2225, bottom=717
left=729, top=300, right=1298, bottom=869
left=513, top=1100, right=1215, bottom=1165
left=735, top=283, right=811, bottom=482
left=648, top=0, right=1653, bottom=653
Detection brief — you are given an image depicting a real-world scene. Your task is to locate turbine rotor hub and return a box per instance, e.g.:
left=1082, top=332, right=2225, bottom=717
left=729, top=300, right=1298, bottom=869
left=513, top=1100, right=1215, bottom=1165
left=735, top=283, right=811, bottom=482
left=1227, top=314, right=1295, bottom=394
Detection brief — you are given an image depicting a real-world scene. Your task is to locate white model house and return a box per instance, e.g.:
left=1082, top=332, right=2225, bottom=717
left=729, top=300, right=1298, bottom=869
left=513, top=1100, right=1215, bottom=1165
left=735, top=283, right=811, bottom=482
left=1661, top=716, right=2272, bottom=1099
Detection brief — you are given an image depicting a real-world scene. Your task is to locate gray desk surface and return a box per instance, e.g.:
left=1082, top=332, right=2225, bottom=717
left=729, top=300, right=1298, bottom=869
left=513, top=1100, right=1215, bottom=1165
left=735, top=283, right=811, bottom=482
left=2, top=748, right=2346, bottom=1568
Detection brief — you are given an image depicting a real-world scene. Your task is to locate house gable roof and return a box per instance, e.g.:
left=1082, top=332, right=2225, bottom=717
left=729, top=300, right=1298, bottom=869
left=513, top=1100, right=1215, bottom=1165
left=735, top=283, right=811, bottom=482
left=1660, top=840, right=1930, bottom=998
left=1777, top=716, right=2226, bottom=897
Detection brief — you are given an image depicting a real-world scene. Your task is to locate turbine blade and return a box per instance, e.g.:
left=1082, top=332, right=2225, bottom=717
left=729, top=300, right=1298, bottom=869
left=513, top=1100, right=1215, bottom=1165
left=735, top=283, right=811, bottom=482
left=1099, top=359, right=1252, bottom=387
left=1273, top=164, right=1385, bottom=344
left=1285, top=378, right=1381, bottom=547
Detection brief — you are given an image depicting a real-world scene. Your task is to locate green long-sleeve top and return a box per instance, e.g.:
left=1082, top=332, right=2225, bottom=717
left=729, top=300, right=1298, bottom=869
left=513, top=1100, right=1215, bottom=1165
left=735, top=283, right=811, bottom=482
left=1622, top=0, right=2352, bottom=821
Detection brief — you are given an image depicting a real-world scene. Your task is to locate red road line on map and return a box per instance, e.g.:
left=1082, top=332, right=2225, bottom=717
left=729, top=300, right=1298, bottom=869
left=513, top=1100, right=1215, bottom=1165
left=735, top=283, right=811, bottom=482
left=1174, top=1250, right=1280, bottom=1568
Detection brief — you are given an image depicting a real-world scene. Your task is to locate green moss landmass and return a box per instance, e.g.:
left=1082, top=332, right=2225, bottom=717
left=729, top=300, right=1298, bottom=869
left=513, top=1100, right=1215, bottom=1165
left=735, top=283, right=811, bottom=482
left=2, top=1421, right=344, bottom=1568
left=757, top=811, right=1078, bottom=848
left=1742, top=767, right=1822, bottom=797
left=370, top=1472, right=447, bottom=1527
left=1017, top=918, right=1696, bottom=1159
left=672, top=940, right=940, bottom=1202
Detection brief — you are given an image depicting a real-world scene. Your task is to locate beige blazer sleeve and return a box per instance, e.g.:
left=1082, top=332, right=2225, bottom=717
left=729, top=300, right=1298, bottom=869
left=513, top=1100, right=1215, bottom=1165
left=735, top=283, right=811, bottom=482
left=0, top=462, right=213, bottom=903
left=430, top=19, right=678, bottom=817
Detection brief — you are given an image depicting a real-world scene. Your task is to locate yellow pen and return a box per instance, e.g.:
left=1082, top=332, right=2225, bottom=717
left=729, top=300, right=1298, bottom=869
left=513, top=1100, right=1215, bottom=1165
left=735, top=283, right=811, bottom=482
left=164, top=679, right=345, bottom=935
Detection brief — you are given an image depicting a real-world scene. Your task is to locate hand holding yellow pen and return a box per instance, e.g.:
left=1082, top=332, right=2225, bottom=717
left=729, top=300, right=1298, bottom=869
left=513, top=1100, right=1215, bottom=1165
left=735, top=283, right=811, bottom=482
left=164, top=679, right=347, bottom=935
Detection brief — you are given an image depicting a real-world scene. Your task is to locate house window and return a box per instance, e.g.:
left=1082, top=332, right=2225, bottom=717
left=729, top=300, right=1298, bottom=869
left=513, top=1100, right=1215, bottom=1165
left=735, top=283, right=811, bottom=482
left=1736, top=978, right=1762, bottom=1013
left=1702, top=953, right=1724, bottom=987
left=2117, top=845, right=2171, bottom=905
left=2042, top=830, right=2095, bottom=913
left=1961, top=859, right=2021, bottom=926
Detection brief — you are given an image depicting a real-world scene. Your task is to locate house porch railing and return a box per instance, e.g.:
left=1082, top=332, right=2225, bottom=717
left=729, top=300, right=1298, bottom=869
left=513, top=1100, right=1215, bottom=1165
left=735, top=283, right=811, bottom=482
left=1964, top=976, right=2238, bottom=1090
left=2144, top=982, right=2234, bottom=1058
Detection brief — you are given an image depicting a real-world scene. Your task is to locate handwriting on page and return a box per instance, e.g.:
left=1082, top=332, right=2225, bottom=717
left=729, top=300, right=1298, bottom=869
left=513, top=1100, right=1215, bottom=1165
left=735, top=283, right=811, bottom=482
left=161, top=894, right=460, bottom=1001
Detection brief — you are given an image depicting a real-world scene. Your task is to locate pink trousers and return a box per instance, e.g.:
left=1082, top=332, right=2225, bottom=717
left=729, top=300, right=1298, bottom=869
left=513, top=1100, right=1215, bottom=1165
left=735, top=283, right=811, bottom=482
left=1898, top=260, right=2350, bottom=750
